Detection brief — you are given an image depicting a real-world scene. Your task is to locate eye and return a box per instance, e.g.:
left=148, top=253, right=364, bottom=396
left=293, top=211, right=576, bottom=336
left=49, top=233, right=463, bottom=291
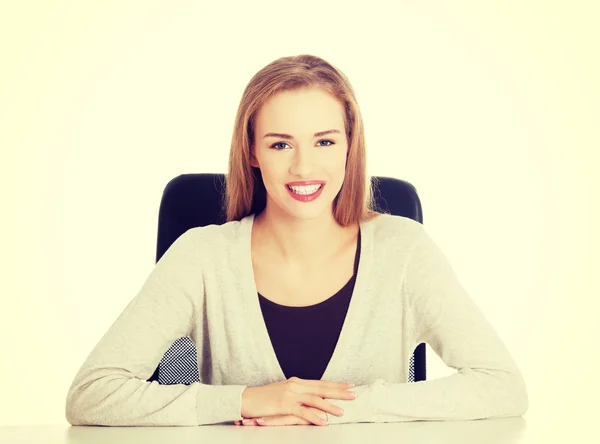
left=318, top=139, right=335, bottom=147
left=269, top=139, right=336, bottom=150
left=270, top=142, right=290, bottom=150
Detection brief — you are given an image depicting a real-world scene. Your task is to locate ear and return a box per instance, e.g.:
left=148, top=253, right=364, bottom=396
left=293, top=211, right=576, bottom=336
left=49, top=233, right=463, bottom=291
left=249, top=141, right=262, bottom=168
left=249, top=151, right=259, bottom=168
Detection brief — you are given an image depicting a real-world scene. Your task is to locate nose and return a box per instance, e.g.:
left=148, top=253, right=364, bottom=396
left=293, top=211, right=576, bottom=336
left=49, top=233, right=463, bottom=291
left=289, top=149, right=314, bottom=176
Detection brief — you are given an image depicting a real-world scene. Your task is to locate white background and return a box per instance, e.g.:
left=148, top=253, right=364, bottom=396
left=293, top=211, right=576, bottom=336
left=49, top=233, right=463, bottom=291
left=1, top=0, right=598, bottom=438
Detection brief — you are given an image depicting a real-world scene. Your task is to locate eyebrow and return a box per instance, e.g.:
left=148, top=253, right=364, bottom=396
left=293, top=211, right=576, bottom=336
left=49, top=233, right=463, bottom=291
left=262, top=129, right=341, bottom=140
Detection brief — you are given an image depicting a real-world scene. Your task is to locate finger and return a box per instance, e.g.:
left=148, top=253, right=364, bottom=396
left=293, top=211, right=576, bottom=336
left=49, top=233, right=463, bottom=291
left=242, top=419, right=259, bottom=426
left=319, top=388, right=358, bottom=400
left=296, top=380, right=356, bottom=400
left=300, top=394, right=344, bottom=417
left=256, top=416, right=289, bottom=426
left=257, top=415, right=306, bottom=426
left=293, top=405, right=329, bottom=426
left=304, top=379, right=354, bottom=389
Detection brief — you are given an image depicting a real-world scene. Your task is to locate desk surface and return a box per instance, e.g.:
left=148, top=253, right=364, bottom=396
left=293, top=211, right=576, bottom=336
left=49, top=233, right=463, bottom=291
left=1, top=418, right=532, bottom=444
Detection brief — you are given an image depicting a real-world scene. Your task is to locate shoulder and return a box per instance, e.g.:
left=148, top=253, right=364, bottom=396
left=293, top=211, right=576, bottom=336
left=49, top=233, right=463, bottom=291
left=368, top=213, right=424, bottom=247
left=184, top=216, right=248, bottom=252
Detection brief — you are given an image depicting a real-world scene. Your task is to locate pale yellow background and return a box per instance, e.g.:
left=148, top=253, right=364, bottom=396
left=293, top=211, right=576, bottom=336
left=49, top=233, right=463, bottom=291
left=1, top=0, right=598, bottom=439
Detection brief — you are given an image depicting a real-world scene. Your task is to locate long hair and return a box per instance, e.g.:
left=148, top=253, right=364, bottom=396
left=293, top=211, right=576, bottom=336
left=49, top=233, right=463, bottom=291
left=221, top=54, right=385, bottom=227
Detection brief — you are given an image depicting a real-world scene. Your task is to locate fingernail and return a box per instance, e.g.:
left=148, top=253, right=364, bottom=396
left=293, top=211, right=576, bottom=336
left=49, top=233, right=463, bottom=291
left=347, top=383, right=355, bottom=387
left=257, top=419, right=265, bottom=424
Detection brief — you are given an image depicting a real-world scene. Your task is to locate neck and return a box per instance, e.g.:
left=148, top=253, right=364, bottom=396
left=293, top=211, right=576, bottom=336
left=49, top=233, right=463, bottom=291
left=253, top=206, right=356, bottom=268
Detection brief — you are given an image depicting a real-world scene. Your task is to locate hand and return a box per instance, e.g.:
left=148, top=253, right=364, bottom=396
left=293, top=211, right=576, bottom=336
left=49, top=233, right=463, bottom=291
left=235, top=407, right=327, bottom=427
left=240, top=377, right=356, bottom=426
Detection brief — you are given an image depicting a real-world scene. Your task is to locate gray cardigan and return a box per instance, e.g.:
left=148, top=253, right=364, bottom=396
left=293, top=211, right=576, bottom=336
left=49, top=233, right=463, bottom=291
left=65, top=213, right=528, bottom=426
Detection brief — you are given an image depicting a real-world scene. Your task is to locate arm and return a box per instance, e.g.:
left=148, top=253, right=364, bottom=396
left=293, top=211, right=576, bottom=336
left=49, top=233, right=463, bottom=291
left=328, top=227, right=528, bottom=424
left=65, top=230, right=247, bottom=426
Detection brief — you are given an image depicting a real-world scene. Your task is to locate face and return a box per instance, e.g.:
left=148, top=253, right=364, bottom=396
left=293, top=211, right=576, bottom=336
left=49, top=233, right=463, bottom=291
left=250, top=87, right=349, bottom=222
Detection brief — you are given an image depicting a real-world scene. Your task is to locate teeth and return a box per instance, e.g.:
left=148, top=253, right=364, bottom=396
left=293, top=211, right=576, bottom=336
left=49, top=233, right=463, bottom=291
left=288, top=184, right=322, bottom=195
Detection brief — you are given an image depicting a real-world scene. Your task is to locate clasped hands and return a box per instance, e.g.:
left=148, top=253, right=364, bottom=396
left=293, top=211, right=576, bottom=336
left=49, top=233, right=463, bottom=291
left=235, top=377, right=357, bottom=427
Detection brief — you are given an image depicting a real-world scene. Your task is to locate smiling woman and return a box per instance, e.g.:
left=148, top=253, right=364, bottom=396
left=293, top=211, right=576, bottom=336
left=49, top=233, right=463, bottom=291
left=224, top=56, right=382, bottom=272
left=223, top=55, right=381, bottom=226
left=253, top=86, right=347, bottom=219
left=65, top=54, right=527, bottom=429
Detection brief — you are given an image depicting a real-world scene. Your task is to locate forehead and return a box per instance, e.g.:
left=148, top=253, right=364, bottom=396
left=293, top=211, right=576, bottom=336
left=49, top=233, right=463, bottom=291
left=256, top=87, right=345, bottom=132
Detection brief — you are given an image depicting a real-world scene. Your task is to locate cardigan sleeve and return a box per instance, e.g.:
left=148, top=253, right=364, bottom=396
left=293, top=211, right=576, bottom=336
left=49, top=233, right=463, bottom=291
left=65, top=229, right=247, bottom=426
left=328, top=227, right=528, bottom=424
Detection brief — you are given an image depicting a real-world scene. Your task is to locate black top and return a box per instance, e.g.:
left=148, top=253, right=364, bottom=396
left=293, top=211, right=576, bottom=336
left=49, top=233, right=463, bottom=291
left=258, top=229, right=361, bottom=380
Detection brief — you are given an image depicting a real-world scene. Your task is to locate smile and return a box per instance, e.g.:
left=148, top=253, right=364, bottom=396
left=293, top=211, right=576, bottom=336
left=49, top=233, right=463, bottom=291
left=286, top=184, right=325, bottom=202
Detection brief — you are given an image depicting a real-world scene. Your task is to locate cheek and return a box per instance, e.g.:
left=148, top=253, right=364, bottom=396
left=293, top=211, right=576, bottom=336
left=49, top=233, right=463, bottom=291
left=325, top=151, right=348, bottom=169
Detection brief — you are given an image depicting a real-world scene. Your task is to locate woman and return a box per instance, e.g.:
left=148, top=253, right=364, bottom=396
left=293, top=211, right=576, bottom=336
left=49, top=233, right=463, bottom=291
left=65, top=54, right=528, bottom=427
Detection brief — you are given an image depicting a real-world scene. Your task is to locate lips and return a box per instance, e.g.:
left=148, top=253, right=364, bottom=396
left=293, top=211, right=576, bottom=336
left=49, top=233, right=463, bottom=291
left=286, top=180, right=325, bottom=186
left=286, top=182, right=325, bottom=201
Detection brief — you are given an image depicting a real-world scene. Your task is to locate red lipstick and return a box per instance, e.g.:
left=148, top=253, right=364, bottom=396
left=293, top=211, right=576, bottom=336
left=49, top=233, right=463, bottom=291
left=286, top=180, right=325, bottom=186
left=286, top=182, right=325, bottom=202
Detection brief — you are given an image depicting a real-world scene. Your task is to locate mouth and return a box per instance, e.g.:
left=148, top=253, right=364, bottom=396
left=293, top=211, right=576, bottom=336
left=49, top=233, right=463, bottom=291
left=286, top=183, right=323, bottom=194
left=286, top=183, right=325, bottom=201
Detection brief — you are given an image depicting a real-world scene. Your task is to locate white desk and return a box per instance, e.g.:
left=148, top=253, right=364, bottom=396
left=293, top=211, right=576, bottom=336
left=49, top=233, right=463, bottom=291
left=1, top=418, right=530, bottom=444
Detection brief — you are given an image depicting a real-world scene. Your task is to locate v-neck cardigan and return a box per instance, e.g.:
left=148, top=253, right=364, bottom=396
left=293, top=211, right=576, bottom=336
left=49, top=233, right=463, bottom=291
left=65, top=213, right=528, bottom=426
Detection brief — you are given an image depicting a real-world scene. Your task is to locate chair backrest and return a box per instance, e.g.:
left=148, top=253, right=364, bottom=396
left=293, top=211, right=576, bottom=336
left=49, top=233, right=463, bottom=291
left=149, top=173, right=426, bottom=384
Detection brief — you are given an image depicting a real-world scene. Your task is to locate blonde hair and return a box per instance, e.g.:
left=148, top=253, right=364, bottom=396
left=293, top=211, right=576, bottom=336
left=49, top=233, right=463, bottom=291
left=222, top=54, right=385, bottom=227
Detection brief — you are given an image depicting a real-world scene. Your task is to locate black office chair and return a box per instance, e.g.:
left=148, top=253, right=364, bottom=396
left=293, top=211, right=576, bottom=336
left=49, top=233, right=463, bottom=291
left=147, top=173, right=426, bottom=385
